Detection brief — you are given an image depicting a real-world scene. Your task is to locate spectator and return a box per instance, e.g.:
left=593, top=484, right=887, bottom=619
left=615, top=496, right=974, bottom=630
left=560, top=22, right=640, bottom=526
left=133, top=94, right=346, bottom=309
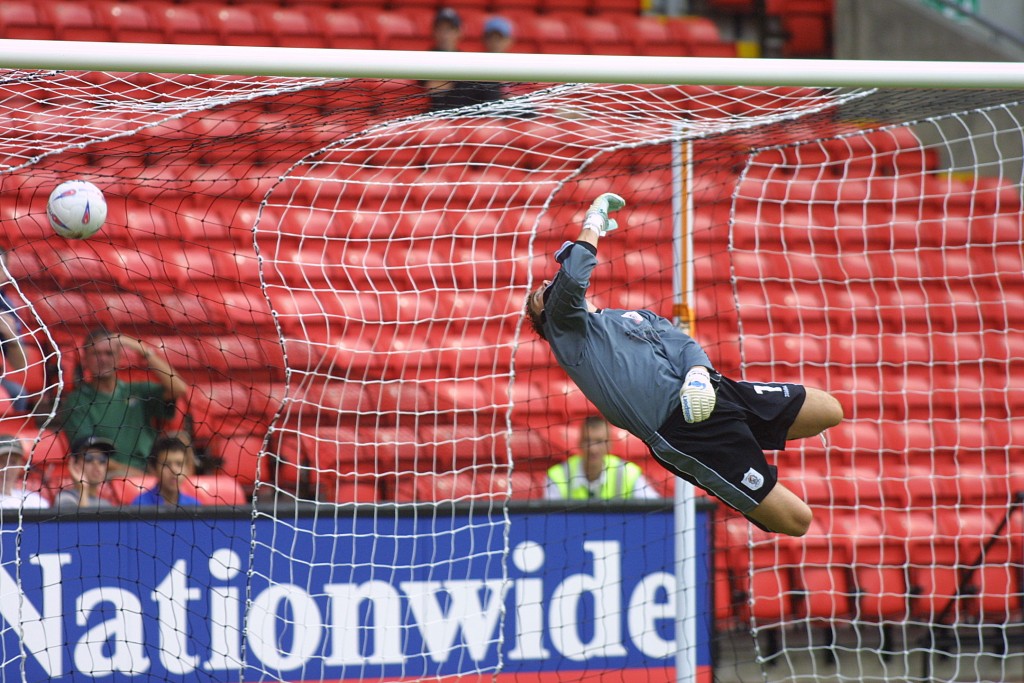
left=0, top=434, right=48, bottom=509
left=423, top=9, right=514, bottom=112
left=483, top=16, right=514, bottom=54
left=430, top=7, right=462, bottom=52
left=545, top=416, right=662, bottom=500
left=44, top=327, right=189, bottom=477
left=164, top=428, right=202, bottom=474
left=0, top=248, right=29, bottom=412
left=132, top=436, right=200, bottom=507
left=54, top=435, right=115, bottom=511
left=423, top=8, right=463, bottom=110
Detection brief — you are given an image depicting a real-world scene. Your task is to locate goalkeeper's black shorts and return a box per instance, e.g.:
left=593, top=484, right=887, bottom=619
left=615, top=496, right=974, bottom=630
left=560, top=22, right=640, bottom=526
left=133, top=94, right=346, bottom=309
left=645, top=374, right=806, bottom=514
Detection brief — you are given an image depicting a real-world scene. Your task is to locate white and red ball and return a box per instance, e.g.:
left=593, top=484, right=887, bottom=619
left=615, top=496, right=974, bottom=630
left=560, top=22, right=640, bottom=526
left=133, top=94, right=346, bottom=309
left=47, top=180, right=107, bottom=239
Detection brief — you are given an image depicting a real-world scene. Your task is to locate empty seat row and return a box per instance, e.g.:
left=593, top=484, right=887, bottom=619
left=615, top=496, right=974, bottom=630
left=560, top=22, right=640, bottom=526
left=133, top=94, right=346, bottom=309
left=0, top=1, right=734, bottom=57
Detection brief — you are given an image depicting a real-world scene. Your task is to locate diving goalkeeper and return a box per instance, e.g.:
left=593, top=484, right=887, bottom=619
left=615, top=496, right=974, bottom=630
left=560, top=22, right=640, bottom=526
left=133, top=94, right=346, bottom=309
left=524, top=193, right=843, bottom=537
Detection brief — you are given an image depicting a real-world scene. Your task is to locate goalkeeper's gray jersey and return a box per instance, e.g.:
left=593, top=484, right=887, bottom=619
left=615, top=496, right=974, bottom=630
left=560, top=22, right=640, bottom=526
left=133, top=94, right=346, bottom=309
left=540, top=241, right=714, bottom=442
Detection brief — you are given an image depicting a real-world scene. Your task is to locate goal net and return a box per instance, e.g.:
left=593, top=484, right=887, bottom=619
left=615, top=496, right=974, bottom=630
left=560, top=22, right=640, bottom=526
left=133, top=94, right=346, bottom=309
left=0, top=60, right=1020, bottom=683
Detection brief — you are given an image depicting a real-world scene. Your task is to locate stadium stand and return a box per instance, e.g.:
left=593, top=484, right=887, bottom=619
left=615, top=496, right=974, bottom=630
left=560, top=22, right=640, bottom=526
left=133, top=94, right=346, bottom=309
left=7, top=1, right=1021, bottom=641
left=0, top=1, right=745, bottom=58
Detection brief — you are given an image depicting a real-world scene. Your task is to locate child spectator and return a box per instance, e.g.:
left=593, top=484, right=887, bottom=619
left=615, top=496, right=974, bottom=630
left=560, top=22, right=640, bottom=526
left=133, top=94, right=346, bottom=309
left=132, top=436, right=200, bottom=508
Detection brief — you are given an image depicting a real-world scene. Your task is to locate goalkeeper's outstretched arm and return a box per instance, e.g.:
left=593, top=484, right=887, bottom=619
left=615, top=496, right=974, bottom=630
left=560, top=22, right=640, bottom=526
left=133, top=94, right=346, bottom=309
left=525, top=193, right=625, bottom=339
left=578, top=192, right=626, bottom=246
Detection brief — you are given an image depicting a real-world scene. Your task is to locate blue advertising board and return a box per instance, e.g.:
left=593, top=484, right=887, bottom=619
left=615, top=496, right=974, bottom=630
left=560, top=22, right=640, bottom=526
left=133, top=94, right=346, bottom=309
left=0, top=503, right=711, bottom=682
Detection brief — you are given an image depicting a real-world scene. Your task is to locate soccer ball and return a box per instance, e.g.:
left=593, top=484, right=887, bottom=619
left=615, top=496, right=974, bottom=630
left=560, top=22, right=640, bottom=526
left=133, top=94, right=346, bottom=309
left=47, top=180, right=107, bottom=239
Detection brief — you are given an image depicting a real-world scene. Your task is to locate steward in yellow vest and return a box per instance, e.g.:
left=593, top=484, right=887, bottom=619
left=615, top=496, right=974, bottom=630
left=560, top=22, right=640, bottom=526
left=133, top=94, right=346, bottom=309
left=546, top=453, right=647, bottom=500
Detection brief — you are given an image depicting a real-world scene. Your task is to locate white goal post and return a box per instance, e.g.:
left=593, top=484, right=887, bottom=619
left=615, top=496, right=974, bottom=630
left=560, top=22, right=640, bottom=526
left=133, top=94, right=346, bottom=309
left=1, top=39, right=1024, bottom=87
left=0, top=40, right=1023, bottom=683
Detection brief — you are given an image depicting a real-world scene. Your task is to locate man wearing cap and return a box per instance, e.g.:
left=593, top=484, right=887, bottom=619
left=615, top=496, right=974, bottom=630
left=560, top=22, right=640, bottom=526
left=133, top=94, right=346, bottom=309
left=0, top=435, right=48, bottom=509
left=422, top=7, right=463, bottom=110
left=431, top=7, right=462, bottom=52
left=423, top=9, right=514, bottom=112
left=54, top=435, right=115, bottom=511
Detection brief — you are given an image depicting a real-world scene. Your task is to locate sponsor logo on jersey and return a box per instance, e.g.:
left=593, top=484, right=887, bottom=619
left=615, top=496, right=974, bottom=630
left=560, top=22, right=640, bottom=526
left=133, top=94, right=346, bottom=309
left=620, top=311, right=643, bottom=324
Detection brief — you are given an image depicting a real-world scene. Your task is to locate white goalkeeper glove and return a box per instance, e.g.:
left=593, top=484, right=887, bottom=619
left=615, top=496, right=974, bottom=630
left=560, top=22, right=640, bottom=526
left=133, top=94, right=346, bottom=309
left=582, top=193, right=626, bottom=236
left=680, top=366, right=716, bottom=424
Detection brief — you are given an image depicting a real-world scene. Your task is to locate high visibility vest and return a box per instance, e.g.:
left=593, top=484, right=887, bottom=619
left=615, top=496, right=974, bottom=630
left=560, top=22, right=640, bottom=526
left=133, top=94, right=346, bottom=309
left=547, top=454, right=643, bottom=500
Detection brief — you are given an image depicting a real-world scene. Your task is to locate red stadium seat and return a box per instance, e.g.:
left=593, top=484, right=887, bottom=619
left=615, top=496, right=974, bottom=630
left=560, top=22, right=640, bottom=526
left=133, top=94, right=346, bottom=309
left=156, top=4, right=220, bottom=45
left=364, top=10, right=426, bottom=51
left=183, top=474, right=248, bottom=506
left=49, top=1, right=114, bottom=42
left=723, top=515, right=796, bottom=622
left=210, top=432, right=268, bottom=491
left=834, top=510, right=909, bottom=621
left=533, top=15, right=583, bottom=54
left=577, top=16, right=633, bottom=55
left=210, top=5, right=274, bottom=47
left=432, top=377, right=499, bottom=418
left=255, top=6, right=329, bottom=49
left=394, top=468, right=544, bottom=502
left=592, top=0, right=643, bottom=16
left=936, top=507, right=1020, bottom=618
left=323, top=474, right=383, bottom=504
left=95, top=2, right=164, bottom=44
left=364, top=381, right=434, bottom=418
left=320, top=9, right=378, bottom=50
left=106, top=474, right=158, bottom=506
left=626, top=15, right=684, bottom=55
left=23, top=289, right=100, bottom=336
left=791, top=517, right=853, bottom=619
left=0, top=1, right=57, bottom=40
left=420, top=423, right=500, bottom=470
left=286, top=427, right=385, bottom=503
left=885, top=510, right=960, bottom=621
left=825, top=420, right=882, bottom=462
left=498, top=428, right=563, bottom=469
left=665, top=16, right=734, bottom=57
left=540, top=0, right=591, bottom=13
left=261, top=431, right=302, bottom=493
left=19, top=430, right=67, bottom=491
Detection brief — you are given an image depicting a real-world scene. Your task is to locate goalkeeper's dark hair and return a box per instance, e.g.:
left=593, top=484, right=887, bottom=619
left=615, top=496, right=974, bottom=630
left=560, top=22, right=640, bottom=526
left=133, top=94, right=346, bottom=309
left=524, top=300, right=547, bottom=341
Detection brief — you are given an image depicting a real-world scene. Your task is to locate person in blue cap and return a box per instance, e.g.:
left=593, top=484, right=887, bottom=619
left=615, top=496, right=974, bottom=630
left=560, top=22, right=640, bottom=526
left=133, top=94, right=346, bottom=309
left=483, top=16, right=514, bottom=54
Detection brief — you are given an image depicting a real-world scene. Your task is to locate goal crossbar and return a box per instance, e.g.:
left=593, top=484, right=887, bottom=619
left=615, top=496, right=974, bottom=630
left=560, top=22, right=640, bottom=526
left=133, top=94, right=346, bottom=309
left=2, top=39, right=1024, bottom=88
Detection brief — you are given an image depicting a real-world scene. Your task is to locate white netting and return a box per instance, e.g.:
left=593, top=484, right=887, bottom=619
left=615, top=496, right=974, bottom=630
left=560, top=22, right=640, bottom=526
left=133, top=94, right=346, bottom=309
left=0, top=68, right=1020, bottom=682
left=724, top=102, right=1024, bottom=682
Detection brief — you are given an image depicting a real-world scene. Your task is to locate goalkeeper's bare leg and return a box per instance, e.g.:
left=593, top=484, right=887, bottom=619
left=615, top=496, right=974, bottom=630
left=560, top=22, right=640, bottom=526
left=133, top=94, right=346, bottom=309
left=747, top=388, right=843, bottom=537
left=786, top=387, right=844, bottom=440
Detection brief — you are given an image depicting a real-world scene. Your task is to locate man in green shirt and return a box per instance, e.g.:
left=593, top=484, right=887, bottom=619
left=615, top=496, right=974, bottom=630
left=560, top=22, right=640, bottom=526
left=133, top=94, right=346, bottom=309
left=48, top=328, right=188, bottom=475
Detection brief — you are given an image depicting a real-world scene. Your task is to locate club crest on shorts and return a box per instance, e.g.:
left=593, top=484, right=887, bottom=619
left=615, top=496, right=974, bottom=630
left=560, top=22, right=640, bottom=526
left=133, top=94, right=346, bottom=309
left=741, top=468, right=764, bottom=491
